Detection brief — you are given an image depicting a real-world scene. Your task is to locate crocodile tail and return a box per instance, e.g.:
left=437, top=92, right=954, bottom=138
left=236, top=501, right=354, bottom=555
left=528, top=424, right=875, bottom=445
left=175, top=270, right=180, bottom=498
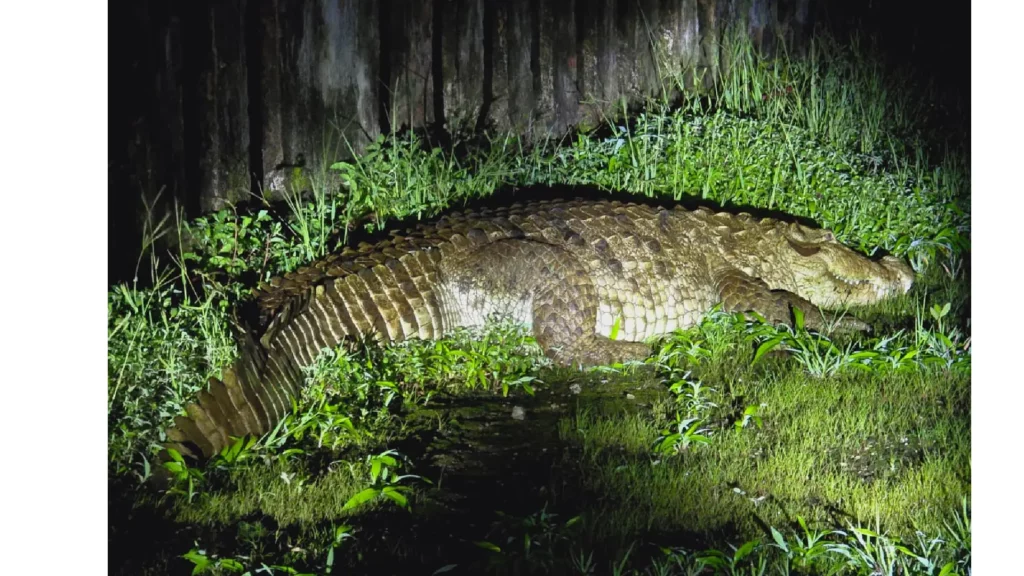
left=163, top=321, right=298, bottom=461
left=162, top=242, right=454, bottom=462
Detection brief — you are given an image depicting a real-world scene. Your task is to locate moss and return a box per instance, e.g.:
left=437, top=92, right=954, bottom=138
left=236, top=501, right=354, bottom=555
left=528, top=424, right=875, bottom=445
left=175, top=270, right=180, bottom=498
left=288, top=166, right=312, bottom=195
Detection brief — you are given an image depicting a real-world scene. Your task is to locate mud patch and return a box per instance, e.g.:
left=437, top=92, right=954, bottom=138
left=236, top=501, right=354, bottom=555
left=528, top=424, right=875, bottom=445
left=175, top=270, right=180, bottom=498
left=831, top=434, right=932, bottom=483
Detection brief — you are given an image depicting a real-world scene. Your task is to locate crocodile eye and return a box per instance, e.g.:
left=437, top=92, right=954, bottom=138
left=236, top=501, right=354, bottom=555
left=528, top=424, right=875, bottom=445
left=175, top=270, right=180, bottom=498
left=787, top=222, right=807, bottom=242
left=822, top=231, right=835, bottom=242
left=787, top=237, right=821, bottom=257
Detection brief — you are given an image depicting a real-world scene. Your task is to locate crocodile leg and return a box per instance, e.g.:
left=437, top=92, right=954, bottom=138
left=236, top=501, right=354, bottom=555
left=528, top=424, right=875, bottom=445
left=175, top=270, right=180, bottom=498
left=530, top=257, right=652, bottom=368
left=714, top=266, right=869, bottom=332
left=444, top=239, right=650, bottom=367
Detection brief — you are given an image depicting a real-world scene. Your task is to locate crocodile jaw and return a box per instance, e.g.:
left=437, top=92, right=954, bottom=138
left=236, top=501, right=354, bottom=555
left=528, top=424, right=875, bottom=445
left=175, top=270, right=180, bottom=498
left=793, top=250, right=915, bottom=309
left=737, top=226, right=916, bottom=310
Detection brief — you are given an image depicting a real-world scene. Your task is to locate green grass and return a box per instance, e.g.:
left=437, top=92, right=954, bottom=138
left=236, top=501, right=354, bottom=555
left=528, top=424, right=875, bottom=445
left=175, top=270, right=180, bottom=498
left=173, top=459, right=371, bottom=526
left=561, top=334, right=969, bottom=543
left=108, top=25, right=969, bottom=576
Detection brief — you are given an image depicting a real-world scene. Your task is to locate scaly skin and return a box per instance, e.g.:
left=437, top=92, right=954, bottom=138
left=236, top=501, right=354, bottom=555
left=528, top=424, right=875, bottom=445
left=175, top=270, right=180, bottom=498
left=164, top=198, right=914, bottom=460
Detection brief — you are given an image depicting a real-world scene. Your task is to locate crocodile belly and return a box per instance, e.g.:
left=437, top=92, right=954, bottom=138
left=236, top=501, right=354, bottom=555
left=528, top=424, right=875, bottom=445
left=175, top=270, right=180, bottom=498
left=437, top=280, right=535, bottom=332
left=594, top=285, right=715, bottom=342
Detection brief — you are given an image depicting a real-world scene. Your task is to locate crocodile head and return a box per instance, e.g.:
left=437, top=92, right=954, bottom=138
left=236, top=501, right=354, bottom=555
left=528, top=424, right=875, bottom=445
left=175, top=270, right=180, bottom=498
left=735, top=222, right=915, bottom=308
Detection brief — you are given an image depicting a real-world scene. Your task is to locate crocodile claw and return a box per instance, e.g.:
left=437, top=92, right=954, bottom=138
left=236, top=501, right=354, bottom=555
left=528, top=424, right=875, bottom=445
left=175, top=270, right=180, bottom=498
left=831, top=316, right=872, bottom=333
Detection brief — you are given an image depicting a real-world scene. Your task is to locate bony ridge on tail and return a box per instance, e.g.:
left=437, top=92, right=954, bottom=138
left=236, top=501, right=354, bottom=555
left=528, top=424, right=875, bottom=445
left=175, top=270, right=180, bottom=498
left=162, top=197, right=915, bottom=462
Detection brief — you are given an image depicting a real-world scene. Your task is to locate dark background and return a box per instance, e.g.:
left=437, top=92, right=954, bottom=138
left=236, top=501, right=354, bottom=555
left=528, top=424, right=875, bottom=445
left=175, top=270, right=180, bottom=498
left=108, top=0, right=969, bottom=287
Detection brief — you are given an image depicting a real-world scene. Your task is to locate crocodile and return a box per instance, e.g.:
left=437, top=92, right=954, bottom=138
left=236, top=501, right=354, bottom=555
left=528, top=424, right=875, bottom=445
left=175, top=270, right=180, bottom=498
left=164, top=197, right=914, bottom=460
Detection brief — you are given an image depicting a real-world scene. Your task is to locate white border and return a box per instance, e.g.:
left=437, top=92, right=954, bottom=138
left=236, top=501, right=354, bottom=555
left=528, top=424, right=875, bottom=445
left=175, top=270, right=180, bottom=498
left=971, top=2, right=1019, bottom=574
left=0, top=3, right=108, bottom=573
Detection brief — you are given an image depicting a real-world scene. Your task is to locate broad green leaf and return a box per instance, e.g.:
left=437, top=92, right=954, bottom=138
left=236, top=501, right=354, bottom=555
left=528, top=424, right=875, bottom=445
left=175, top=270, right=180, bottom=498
left=684, top=419, right=704, bottom=436
left=381, top=486, right=409, bottom=508
left=754, top=336, right=785, bottom=363
left=656, top=435, right=679, bottom=453
left=770, top=527, right=788, bottom=552
left=219, top=559, right=245, bottom=572
left=474, top=541, right=502, bottom=553
left=167, top=448, right=185, bottom=464
left=342, top=487, right=380, bottom=511
left=334, top=524, right=353, bottom=543
left=895, top=545, right=921, bottom=559
left=182, top=550, right=212, bottom=575
left=734, top=539, right=758, bottom=561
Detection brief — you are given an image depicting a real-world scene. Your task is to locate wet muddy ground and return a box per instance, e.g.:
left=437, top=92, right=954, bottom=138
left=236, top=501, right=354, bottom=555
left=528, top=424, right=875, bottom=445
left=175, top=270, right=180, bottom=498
left=350, top=369, right=672, bottom=573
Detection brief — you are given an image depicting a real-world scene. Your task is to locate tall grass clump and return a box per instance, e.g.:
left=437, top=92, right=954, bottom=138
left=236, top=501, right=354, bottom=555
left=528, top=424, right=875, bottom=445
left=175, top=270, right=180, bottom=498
left=108, top=204, right=239, bottom=480
left=715, top=28, right=937, bottom=158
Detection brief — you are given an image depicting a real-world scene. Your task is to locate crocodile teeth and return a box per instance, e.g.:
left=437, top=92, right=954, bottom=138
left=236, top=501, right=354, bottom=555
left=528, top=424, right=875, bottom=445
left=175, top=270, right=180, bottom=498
left=828, top=272, right=868, bottom=286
